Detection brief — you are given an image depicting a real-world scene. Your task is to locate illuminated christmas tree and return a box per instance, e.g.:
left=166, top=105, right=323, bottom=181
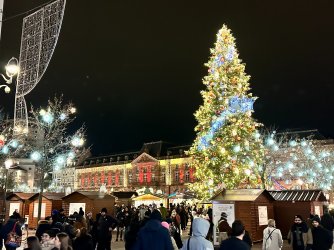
left=188, top=25, right=265, bottom=199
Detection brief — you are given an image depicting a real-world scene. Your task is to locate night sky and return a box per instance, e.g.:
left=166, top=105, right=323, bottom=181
left=0, top=1, right=334, bottom=156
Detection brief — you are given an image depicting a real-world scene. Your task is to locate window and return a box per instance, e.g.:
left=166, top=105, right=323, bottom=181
left=129, top=174, right=132, bottom=183
left=144, top=173, right=147, bottom=182
left=161, top=172, right=165, bottom=182
left=175, top=171, right=179, bottom=182
left=185, top=171, right=190, bottom=182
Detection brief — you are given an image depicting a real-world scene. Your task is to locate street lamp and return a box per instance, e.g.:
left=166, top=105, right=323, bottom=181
left=2, top=158, right=14, bottom=221
left=0, top=57, right=19, bottom=93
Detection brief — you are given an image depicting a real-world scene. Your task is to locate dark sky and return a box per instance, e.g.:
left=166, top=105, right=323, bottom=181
left=1, top=0, right=334, bottom=156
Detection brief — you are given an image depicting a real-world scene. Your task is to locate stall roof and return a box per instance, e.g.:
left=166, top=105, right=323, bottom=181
left=211, top=189, right=274, bottom=201
left=268, top=190, right=327, bottom=202
left=132, top=194, right=163, bottom=201
left=6, top=192, right=36, bottom=201
left=113, top=191, right=138, bottom=199
left=62, top=191, right=116, bottom=200
left=29, top=192, right=65, bottom=201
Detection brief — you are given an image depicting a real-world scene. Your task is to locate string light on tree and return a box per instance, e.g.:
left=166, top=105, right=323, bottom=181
left=188, top=25, right=265, bottom=199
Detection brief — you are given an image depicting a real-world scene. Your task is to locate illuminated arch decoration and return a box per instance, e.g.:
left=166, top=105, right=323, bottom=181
left=14, top=0, right=66, bottom=134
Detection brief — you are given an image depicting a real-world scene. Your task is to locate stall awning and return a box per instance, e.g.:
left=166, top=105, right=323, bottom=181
left=132, top=194, right=162, bottom=201
left=268, top=190, right=327, bottom=202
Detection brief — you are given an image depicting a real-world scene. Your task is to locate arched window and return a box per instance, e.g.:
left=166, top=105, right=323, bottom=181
left=185, top=171, right=190, bottom=182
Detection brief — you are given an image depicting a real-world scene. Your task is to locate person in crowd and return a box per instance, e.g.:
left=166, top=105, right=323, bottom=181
left=124, top=210, right=141, bottom=250
left=171, top=209, right=181, bottom=232
left=287, top=215, right=312, bottom=250
left=189, top=209, right=198, bottom=236
left=1, top=216, right=22, bottom=250
left=206, top=207, right=214, bottom=241
left=181, top=217, right=214, bottom=250
left=85, top=212, right=94, bottom=234
left=36, top=220, right=51, bottom=242
left=161, top=221, right=179, bottom=250
left=166, top=218, right=182, bottom=249
left=40, top=230, right=56, bottom=250
left=159, top=203, right=168, bottom=220
left=73, top=215, right=87, bottom=234
left=96, top=208, right=117, bottom=250
left=262, top=219, right=283, bottom=250
left=321, top=212, right=334, bottom=250
left=133, top=209, right=173, bottom=250
left=217, top=212, right=232, bottom=244
left=311, top=215, right=333, bottom=250
left=11, top=210, right=21, bottom=220
left=78, top=208, right=84, bottom=217
left=51, top=232, right=72, bottom=250
left=23, top=236, right=41, bottom=250
left=56, top=209, right=67, bottom=224
left=73, top=227, right=94, bottom=250
left=138, top=204, right=146, bottom=221
left=219, top=220, right=250, bottom=250
left=179, top=206, right=188, bottom=231
left=243, top=229, right=253, bottom=248
left=115, top=208, right=125, bottom=241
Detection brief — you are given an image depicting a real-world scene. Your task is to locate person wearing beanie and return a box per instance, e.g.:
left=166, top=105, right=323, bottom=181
left=219, top=220, right=248, bottom=250
left=133, top=209, right=173, bottom=250
left=287, top=215, right=312, bottom=250
left=95, top=207, right=118, bottom=250
left=311, top=215, right=333, bottom=250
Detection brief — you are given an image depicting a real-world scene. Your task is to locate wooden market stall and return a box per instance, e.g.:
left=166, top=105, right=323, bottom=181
left=112, top=191, right=138, bottom=206
left=211, top=189, right=274, bottom=245
left=132, top=193, right=165, bottom=207
left=62, top=191, right=116, bottom=219
left=268, top=189, right=328, bottom=238
left=28, top=192, right=64, bottom=229
left=5, top=192, right=35, bottom=222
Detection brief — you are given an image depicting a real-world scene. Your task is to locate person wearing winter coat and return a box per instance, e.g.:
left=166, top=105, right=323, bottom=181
left=161, top=221, right=179, bottom=250
left=321, top=212, right=334, bottom=250
left=219, top=220, right=250, bottom=250
left=287, top=215, right=312, bottom=250
left=311, top=215, right=333, bottom=250
left=133, top=210, right=173, bottom=250
left=262, top=219, right=283, bottom=250
left=96, top=208, right=118, bottom=250
left=73, top=227, right=94, bottom=250
left=0, top=216, right=22, bottom=250
left=217, top=212, right=232, bottom=244
left=181, top=218, right=214, bottom=250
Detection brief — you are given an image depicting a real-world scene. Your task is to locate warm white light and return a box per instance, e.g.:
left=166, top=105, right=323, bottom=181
left=4, top=86, right=10, bottom=93
left=69, top=107, right=76, bottom=114
left=4, top=159, right=13, bottom=169
left=5, top=65, right=19, bottom=75
left=244, top=169, right=251, bottom=176
left=39, top=109, right=46, bottom=116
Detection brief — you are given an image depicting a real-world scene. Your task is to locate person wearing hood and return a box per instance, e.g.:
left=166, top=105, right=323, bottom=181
left=181, top=217, right=214, bottom=250
left=133, top=210, right=173, bottom=250
left=220, top=220, right=250, bottom=250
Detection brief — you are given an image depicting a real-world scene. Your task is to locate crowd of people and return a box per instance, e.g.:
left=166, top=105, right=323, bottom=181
left=0, top=203, right=333, bottom=250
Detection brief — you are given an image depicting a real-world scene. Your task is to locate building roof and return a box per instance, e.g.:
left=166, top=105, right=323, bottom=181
left=112, top=191, right=138, bottom=199
left=29, top=192, right=65, bottom=201
left=62, top=191, right=116, bottom=200
left=268, top=190, right=327, bottom=202
left=211, top=189, right=274, bottom=202
left=77, top=141, right=191, bottom=168
left=6, top=192, right=36, bottom=201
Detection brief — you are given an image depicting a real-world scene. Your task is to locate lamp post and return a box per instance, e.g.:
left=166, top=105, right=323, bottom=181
left=0, top=57, right=19, bottom=93
left=2, top=158, right=13, bottom=221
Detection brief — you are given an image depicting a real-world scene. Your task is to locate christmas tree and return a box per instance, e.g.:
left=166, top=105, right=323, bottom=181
left=188, top=25, right=265, bottom=199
